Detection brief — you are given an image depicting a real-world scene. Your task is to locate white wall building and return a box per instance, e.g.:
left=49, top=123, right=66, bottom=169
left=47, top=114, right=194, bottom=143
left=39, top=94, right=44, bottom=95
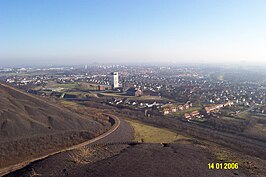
left=111, top=72, right=119, bottom=88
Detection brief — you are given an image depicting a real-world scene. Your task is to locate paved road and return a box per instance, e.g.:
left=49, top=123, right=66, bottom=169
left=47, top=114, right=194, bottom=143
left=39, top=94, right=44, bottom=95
left=89, top=117, right=134, bottom=146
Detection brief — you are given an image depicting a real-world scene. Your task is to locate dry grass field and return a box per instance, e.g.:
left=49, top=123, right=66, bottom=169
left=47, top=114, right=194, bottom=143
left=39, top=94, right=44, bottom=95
left=126, top=119, right=191, bottom=143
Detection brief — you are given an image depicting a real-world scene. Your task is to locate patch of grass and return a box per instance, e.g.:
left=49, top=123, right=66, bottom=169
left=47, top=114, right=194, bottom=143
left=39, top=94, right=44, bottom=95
left=128, top=95, right=169, bottom=101
left=61, top=100, right=79, bottom=107
left=220, top=116, right=237, bottom=120
left=194, top=118, right=206, bottom=123
left=32, top=86, right=43, bottom=90
left=46, top=81, right=78, bottom=89
left=98, top=92, right=133, bottom=98
left=215, top=150, right=232, bottom=161
left=66, top=91, right=86, bottom=96
left=27, top=168, right=41, bottom=177
left=237, top=111, right=251, bottom=119
left=97, top=92, right=171, bottom=101
left=68, top=147, right=94, bottom=164
left=66, top=92, right=82, bottom=95
left=126, top=119, right=191, bottom=143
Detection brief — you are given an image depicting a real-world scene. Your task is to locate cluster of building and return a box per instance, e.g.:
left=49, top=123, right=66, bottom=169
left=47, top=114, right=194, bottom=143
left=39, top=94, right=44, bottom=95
left=6, top=76, right=48, bottom=86
left=204, top=101, right=234, bottom=114
left=184, top=101, right=234, bottom=121
left=109, top=98, right=162, bottom=108
left=2, top=65, right=266, bottom=121
left=162, top=102, right=193, bottom=115
left=184, top=111, right=202, bottom=120
left=250, top=106, right=266, bottom=114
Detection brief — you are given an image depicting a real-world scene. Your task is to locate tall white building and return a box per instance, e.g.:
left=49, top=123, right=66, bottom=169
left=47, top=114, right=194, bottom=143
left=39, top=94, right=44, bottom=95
left=111, top=72, right=119, bottom=89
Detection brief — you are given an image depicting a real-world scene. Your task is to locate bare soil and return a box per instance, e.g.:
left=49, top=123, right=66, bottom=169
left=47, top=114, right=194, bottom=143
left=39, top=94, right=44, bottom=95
left=0, top=83, right=110, bottom=169
left=7, top=143, right=263, bottom=177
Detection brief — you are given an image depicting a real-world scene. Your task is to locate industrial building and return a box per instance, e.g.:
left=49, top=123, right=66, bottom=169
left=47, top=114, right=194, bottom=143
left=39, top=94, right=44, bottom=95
left=111, top=72, right=119, bottom=89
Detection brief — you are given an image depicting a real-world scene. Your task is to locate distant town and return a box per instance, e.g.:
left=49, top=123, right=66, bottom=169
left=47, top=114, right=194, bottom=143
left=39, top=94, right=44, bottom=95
left=1, top=64, right=266, bottom=122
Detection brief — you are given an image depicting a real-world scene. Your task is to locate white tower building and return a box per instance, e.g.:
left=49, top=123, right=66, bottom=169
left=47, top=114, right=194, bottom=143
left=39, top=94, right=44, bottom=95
left=111, top=72, right=119, bottom=89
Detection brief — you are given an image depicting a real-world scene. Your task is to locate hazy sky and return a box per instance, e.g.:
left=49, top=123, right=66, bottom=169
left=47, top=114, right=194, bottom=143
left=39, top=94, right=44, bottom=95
left=0, top=0, right=266, bottom=66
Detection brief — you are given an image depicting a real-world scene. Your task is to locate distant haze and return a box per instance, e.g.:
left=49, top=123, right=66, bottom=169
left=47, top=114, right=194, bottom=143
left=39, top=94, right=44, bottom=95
left=0, top=0, right=266, bottom=66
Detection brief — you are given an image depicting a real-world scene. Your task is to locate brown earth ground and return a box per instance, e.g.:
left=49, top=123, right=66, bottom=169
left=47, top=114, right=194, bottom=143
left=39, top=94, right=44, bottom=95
left=6, top=141, right=266, bottom=177
left=0, top=83, right=111, bottom=170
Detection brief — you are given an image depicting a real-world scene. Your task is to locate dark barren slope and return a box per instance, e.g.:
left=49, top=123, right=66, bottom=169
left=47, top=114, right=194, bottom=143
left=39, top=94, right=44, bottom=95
left=80, top=143, right=234, bottom=177
left=5, top=143, right=242, bottom=177
left=0, top=83, right=101, bottom=139
left=0, top=83, right=107, bottom=169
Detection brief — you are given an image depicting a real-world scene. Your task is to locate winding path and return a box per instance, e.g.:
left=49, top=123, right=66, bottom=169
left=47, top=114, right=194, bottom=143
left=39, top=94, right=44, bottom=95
left=0, top=114, right=133, bottom=177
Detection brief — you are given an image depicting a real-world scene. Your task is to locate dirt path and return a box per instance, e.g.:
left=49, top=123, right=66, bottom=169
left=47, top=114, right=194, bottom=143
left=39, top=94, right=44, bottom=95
left=0, top=114, right=122, bottom=176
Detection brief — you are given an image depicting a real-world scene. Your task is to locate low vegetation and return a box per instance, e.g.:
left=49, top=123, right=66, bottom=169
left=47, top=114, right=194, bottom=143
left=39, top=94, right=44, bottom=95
left=126, top=119, right=190, bottom=143
left=68, top=147, right=94, bottom=164
left=61, top=100, right=79, bottom=107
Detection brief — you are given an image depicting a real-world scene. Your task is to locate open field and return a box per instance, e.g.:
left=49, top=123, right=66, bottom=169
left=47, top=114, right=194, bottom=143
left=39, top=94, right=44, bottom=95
left=126, top=119, right=191, bottom=143
left=236, top=111, right=251, bottom=119
left=98, top=92, right=172, bottom=101
left=45, top=81, right=104, bottom=91
left=45, top=81, right=78, bottom=89
left=60, top=100, right=80, bottom=107
left=127, top=95, right=170, bottom=101
left=64, top=91, right=90, bottom=97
